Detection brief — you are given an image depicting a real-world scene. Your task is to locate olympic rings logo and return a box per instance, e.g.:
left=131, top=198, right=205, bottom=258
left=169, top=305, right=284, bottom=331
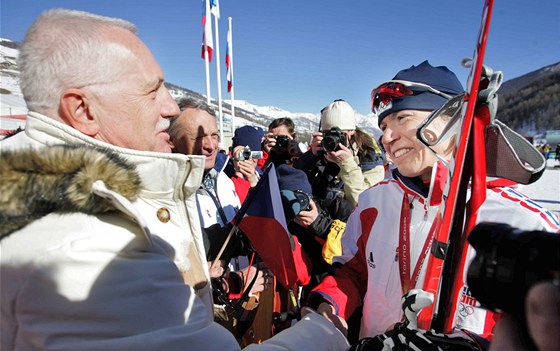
left=458, top=303, right=474, bottom=317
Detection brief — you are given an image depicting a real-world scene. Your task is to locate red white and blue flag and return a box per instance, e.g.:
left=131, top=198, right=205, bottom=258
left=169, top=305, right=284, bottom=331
left=232, top=164, right=299, bottom=288
left=201, top=0, right=213, bottom=61
left=225, top=26, right=233, bottom=93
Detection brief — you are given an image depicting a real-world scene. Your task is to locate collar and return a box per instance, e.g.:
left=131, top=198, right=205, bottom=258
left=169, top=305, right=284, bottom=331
left=23, top=112, right=205, bottom=198
left=392, top=161, right=447, bottom=206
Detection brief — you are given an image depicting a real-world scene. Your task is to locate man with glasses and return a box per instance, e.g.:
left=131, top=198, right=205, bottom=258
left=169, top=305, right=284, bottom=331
left=306, top=61, right=559, bottom=349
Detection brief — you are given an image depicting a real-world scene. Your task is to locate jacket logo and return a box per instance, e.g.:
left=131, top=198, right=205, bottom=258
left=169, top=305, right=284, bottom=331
left=368, top=252, right=376, bottom=269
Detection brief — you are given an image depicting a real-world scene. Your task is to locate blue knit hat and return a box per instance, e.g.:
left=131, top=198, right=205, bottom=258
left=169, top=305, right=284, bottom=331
left=276, top=165, right=312, bottom=194
left=376, top=61, right=464, bottom=125
left=232, top=125, right=262, bottom=151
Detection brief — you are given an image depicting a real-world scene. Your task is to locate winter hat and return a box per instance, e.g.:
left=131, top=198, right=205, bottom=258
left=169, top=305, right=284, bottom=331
left=232, top=125, right=262, bottom=151
left=276, top=165, right=312, bottom=194
left=276, top=165, right=313, bottom=222
left=255, top=126, right=265, bottom=139
left=320, top=99, right=357, bottom=131
left=376, top=60, right=464, bottom=125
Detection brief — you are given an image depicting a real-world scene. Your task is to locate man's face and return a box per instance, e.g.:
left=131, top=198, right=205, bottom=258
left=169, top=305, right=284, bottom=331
left=269, top=124, right=292, bottom=138
left=172, top=108, right=219, bottom=171
left=89, top=28, right=179, bottom=153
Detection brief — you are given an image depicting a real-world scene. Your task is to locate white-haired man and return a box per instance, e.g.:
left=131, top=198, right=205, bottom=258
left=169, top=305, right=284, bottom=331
left=0, top=9, right=348, bottom=351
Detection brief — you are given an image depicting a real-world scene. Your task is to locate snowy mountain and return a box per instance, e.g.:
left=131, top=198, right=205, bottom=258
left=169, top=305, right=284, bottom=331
left=0, top=38, right=381, bottom=141
left=0, top=38, right=27, bottom=135
left=166, top=83, right=382, bottom=140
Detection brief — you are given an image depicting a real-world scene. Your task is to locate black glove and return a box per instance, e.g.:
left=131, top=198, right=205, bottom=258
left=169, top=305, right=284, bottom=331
left=349, top=323, right=484, bottom=351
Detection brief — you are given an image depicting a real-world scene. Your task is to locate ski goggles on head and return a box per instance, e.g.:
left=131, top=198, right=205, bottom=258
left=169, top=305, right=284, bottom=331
left=370, top=80, right=454, bottom=115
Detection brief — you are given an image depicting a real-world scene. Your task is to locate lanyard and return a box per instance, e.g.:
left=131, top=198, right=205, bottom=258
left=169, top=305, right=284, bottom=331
left=398, top=194, right=438, bottom=294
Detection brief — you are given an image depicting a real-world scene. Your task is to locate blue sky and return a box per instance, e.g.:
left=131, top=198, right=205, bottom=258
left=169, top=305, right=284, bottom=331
left=2, top=1, right=559, bottom=115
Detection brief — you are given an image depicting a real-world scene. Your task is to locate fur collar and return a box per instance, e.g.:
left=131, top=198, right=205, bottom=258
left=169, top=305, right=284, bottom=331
left=0, top=144, right=141, bottom=238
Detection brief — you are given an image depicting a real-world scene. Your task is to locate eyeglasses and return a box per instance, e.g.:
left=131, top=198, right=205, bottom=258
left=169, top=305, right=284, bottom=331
left=370, top=80, right=454, bottom=115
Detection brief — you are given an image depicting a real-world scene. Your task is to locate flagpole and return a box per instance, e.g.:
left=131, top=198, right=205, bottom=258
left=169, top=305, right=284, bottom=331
left=212, top=6, right=224, bottom=147
left=228, top=17, right=236, bottom=133
left=203, top=0, right=212, bottom=104
left=204, top=52, right=211, bottom=105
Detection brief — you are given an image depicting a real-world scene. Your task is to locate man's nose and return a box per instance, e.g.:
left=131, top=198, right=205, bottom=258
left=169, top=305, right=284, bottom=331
left=161, top=86, right=180, bottom=118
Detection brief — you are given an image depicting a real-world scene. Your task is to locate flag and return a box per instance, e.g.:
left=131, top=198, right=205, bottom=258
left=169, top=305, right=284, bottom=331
left=232, top=164, right=299, bottom=288
left=225, top=26, right=233, bottom=93
left=210, top=0, right=220, bottom=19
left=201, top=0, right=213, bottom=61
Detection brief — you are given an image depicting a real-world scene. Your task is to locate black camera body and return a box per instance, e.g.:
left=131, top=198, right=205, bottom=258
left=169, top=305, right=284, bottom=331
left=272, top=135, right=290, bottom=149
left=293, top=189, right=312, bottom=212
left=322, top=127, right=347, bottom=152
left=467, top=222, right=560, bottom=320
left=235, top=146, right=263, bottom=161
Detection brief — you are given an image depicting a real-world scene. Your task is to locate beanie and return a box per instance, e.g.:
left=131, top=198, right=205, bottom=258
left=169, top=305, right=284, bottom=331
left=320, top=99, right=357, bottom=131
left=276, top=164, right=312, bottom=194
left=232, top=125, right=262, bottom=151
left=376, top=60, right=464, bottom=125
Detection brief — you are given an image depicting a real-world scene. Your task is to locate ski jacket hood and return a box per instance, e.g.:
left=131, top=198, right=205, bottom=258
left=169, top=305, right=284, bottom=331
left=0, top=145, right=141, bottom=238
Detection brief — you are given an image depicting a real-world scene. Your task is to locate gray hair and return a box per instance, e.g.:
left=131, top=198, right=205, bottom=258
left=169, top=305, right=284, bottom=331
left=18, top=9, right=137, bottom=114
left=176, top=97, right=216, bottom=116
left=169, top=97, right=216, bottom=141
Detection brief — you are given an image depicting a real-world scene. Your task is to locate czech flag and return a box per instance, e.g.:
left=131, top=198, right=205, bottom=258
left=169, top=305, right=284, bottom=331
left=201, top=0, right=213, bottom=61
left=232, top=164, right=300, bottom=288
left=225, top=27, right=233, bottom=93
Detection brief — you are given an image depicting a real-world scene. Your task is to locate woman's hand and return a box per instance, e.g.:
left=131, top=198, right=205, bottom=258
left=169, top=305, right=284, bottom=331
left=325, top=142, right=353, bottom=164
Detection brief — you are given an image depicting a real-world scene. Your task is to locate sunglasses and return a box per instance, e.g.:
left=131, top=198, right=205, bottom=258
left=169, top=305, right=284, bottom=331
left=370, top=80, right=454, bottom=115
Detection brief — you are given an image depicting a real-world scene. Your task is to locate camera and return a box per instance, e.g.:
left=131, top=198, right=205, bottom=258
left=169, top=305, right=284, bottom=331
left=293, top=189, right=312, bottom=212
left=279, top=189, right=312, bottom=222
left=322, top=127, right=347, bottom=152
left=234, top=146, right=263, bottom=161
left=467, top=222, right=560, bottom=320
left=272, top=135, right=290, bottom=149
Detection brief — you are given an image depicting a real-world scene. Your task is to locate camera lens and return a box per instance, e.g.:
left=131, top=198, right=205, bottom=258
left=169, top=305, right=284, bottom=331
left=322, top=136, right=339, bottom=152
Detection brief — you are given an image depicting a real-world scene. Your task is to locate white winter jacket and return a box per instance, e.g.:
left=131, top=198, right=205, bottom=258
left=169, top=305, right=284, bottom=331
left=0, top=112, right=349, bottom=351
left=312, top=163, right=559, bottom=339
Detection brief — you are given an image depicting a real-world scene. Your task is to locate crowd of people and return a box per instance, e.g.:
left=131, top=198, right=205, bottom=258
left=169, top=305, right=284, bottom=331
left=1, top=8, right=559, bottom=351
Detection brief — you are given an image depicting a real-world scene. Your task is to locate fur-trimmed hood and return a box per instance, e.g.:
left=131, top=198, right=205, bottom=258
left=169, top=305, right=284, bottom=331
left=0, top=144, right=141, bottom=238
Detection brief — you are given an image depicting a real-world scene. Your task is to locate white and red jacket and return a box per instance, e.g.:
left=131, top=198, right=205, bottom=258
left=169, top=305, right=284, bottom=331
left=312, top=162, right=559, bottom=339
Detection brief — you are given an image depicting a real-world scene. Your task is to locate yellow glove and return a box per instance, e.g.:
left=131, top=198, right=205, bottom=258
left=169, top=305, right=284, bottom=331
left=322, top=219, right=346, bottom=265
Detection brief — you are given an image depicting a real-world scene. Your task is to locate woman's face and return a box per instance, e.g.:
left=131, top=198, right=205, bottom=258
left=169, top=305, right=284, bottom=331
left=380, top=109, right=453, bottom=181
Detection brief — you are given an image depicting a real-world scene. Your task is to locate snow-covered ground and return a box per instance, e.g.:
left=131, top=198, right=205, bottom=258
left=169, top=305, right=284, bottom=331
left=517, top=159, right=560, bottom=218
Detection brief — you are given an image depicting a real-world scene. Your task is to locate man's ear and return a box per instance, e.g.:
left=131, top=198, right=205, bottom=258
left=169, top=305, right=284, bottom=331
left=59, top=88, right=99, bottom=136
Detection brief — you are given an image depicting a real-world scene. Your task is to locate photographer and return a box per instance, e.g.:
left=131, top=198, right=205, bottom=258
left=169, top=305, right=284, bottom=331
left=229, top=125, right=264, bottom=203
left=294, top=99, right=385, bottom=207
left=491, top=282, right=560, bottom=351
left=263, top=117, right=303, bottom=167
left=467, top=223, right=560, bottom=351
